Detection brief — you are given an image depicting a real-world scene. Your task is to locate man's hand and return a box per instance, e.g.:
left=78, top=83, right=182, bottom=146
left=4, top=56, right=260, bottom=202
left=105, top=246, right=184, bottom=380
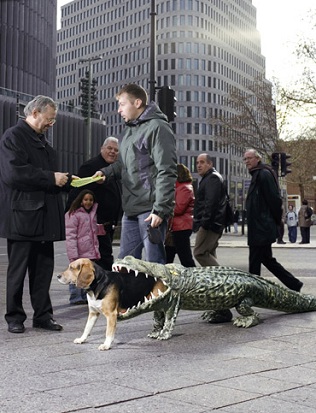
left=144, top=213, right=163, bottom=228
left=54, top=172, right=70, bottom=187
left=92, top=170, right=105, bottom=183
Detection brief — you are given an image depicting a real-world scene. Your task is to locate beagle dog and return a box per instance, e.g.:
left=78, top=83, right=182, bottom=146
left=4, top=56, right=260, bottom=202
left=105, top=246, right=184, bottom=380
left=57, top=258, right=165, bottom=350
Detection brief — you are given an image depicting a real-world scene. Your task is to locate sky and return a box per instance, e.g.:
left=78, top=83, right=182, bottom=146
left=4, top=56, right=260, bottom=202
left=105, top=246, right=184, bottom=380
left=57, top=0, right=315, bottom=85
left=252, top=0, right=315, bottom=84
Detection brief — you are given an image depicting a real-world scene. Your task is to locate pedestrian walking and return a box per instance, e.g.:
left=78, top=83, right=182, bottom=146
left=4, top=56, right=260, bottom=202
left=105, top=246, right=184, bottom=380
left=243, top=148, right=303, bottom=292
left=165, top=164, right=196, bottom=267
left=193, top=153, right=226, bottom=266
left=233, top=209, right=239, bottom=234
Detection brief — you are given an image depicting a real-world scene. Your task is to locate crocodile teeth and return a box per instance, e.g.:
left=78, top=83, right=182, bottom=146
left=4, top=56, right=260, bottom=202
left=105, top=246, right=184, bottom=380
left=144, top=296, right=149, bottom=302
left=162, top=280, right=168, bottom=286
left=134, top=270, right=139, bottom=276
left=150, top=292, right=156, bottom=299
left=137, top=301, right=141, bottom=307
left=145, top=273, right=148, bottom=278
left=154, top=277, right=158, bottom=281
left=157, top=289, right=163, bottom=296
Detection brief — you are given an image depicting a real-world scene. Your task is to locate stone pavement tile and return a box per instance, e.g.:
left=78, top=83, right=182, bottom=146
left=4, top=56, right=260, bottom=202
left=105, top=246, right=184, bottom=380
left=218, top=395, right=316, bottom=413
left=212, top=374, right=306, bottom=396
left=258, top=365, right=316, bottom=386
left=157, top=382, right=259, bottom=410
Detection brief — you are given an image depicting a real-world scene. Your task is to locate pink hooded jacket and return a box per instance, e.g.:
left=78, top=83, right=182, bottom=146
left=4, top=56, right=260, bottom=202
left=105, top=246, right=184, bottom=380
left=65, top=203, right=105, bottom=262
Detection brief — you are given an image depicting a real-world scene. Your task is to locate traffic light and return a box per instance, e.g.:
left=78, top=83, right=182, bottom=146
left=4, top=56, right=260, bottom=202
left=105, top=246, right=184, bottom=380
left=157, top=86, right=177, bottom=122
left=90, top=78, right=98, bottom=118
left=80, top=72, right=90, bottom=122
left=271, top=152, right=280, bottom=176
left=280, top=153, right=291, bottom=176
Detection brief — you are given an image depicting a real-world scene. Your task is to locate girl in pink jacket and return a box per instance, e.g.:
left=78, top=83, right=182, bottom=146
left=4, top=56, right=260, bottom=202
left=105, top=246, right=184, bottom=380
left=65, top=189, right=105, bottom=304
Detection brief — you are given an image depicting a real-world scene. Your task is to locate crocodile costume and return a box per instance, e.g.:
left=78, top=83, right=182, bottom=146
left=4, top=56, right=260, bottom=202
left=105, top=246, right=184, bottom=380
left=113, top=256, right=316, bottom=340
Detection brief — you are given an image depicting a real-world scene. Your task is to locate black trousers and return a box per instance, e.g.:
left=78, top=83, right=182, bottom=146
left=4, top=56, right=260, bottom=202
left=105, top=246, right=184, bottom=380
left=249, top=244, right=301, bottom=290
left=165, top=229, right=195, bottom=267
left=5, top=240, right=54, bottom=324
left=300, top=227, right=310, bottom=244
left=96, top=231, right=114, bottom=271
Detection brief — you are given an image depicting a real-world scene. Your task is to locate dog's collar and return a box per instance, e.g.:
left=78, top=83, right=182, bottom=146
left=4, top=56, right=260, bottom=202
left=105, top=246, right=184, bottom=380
left=87, top=269, right=108, bottom=299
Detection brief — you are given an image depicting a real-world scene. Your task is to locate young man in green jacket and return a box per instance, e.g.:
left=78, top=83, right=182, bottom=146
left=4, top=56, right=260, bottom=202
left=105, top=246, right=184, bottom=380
left=95, top=84, right=177, bottom=263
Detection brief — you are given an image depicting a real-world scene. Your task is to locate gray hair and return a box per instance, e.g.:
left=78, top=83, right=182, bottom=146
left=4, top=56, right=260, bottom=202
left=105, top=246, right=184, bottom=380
left=102, top=136, right=119, bottom=147
left=244, top=148, right=262, bottom=160
left=24, top=95, right=58, bottom=117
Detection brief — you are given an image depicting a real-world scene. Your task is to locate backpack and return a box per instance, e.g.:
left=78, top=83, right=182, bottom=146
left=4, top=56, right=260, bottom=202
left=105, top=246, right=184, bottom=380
left=305, top=206, right=313, bottom=219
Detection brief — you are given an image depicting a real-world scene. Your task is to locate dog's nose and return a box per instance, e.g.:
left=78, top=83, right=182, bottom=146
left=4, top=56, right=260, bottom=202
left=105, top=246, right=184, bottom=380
left=57, top=274, right=61, bottom=279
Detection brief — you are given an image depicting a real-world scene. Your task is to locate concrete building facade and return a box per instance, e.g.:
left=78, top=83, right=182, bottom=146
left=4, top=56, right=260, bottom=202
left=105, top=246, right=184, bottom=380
left=0, top=0, right=106, bottom=172
left=57, top=0, right=269, bottom=207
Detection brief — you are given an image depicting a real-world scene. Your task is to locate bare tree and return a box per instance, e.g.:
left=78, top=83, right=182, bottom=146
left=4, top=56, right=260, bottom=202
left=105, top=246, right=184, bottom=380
left=281, top=12, right=316, bottom=132
left=284, top=132, right=316, bottom=200
left=209, top=76, right=280, bottom=160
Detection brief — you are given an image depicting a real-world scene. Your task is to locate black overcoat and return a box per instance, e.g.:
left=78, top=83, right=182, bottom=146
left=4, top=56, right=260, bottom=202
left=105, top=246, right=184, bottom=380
left=0, top=119, right=67, bottom=241
left=246, top=166, right=282, bottom=246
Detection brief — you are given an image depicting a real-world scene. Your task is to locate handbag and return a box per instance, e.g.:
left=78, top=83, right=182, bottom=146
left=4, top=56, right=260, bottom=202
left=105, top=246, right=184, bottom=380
left=225, top=195, right=234, bottom=226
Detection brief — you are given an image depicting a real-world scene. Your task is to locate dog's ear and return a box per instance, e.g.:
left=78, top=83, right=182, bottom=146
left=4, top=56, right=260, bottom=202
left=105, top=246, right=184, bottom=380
left=76, top=259, right=95, bottom=288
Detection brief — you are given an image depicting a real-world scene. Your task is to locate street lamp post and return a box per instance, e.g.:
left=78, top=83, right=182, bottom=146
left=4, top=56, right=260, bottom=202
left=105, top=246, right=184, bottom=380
left=78, top=55, right=102, bottom=160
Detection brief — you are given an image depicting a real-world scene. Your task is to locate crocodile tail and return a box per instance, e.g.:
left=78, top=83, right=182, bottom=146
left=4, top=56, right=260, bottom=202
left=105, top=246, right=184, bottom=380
left=261, top=286, right=316, bottom=313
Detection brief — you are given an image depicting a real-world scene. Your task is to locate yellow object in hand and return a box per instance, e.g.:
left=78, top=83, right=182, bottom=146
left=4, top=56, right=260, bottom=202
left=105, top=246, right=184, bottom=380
left=70, top=176, right=103, bottom=187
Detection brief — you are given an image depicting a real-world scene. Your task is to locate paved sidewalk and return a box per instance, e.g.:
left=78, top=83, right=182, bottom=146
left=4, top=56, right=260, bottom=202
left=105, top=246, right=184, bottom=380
left=1, top=234, right=316, bottom=412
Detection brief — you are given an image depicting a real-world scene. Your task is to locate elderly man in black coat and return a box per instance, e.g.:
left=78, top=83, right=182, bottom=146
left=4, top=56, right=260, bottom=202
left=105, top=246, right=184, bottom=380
left=244, top=148, right=303, bottom=292
left=0, top=95, right=73, bottom=333
left=65, top=137, right=122, bottom=271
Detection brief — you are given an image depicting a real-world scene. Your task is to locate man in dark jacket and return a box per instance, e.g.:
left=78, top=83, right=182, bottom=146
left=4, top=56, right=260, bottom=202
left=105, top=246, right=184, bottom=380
left=244, top=148, right=303, bottom=292
left=0, top=95, right=72, bottom=333
left=193, top=153, right=227, bottom=266
left=66, top=137, right=122, bottom=270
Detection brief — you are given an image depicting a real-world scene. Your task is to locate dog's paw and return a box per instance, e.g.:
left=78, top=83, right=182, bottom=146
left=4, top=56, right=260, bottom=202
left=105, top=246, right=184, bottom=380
left=98, top=343, right=111, bottom=351
left=74, top=337, right=86, bottom=344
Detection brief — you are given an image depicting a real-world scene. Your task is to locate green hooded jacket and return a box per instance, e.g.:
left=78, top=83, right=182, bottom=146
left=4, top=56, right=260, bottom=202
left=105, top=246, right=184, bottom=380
left=101, top=102, right=177, bottom=219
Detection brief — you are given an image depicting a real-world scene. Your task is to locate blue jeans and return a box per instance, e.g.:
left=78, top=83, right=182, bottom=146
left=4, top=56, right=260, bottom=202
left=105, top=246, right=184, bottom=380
left=119, top=212, right=167, bottom=264
left=288, top=226, right=297, bottom=243
left=69, top=284, right=87, bottom=304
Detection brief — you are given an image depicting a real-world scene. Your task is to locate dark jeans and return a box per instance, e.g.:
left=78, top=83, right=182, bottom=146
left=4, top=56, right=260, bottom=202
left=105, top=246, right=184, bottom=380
left=165, top=229, right=195, bottom=267
left=288, top=226, right=297, bottom=243
left=6, top=240, right=54, bottom=324
left=249, top=244, right=301, bottom=291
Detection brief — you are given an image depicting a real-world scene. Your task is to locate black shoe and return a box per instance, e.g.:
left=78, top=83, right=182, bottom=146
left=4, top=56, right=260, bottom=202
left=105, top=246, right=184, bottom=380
left=8, top=321, right=25, bottom=334
left=33, top=319, right=63, bottom=331
left=277, top=241, right=286, bottom=244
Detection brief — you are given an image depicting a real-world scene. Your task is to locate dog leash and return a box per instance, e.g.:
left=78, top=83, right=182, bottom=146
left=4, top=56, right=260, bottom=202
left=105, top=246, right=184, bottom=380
left=125, top=225, right=163, bottom=256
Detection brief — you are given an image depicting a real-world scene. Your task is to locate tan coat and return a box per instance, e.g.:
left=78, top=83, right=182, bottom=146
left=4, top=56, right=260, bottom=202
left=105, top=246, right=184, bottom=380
left=298, top=205, right=312, bottom=228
